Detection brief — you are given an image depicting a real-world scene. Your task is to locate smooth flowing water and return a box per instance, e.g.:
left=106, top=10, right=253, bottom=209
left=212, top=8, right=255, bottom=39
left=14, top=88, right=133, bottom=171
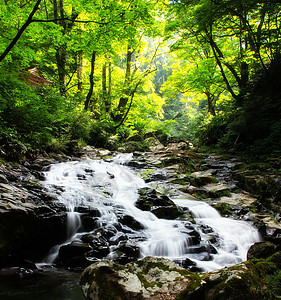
left=42, top=154, right=261, bottom=272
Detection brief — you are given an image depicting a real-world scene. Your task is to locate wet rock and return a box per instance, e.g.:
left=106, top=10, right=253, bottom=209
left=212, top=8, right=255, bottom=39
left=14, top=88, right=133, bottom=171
left=81, top=216, right=99, bottom=231
left=28, top=157, right=57, bottom=171
left=109, top=232, right=128, bottom=245
left=151, top=205, right=184, bottom=220
left=135, top=188, right=185, bottom=219
left=115, top=241, right=141, bottom=260
left=75, top=206, right=101, bottom=217
left=118, top=215, right=145, bottom=230
left=143, top=170, right=167, bottom=182
left=58, top=242, right=92, bottom=265
left=127, top=160, right=147, bottom=169
left=86, top=246, right=110, bottom=259
left=173, top=257, right=197, bottom=270
left=188, top=235, right=201, bottom=245
left=200, top=224, right=214, bottom=234
left=0, top=207, right=67, bottom=267
left=247, top=241, right=276, bottom=259
left=202, top=254, right=213, bottom=261
left=183, top=225, right=201, bottom=241
left=189, top=170, right=217, bottom=186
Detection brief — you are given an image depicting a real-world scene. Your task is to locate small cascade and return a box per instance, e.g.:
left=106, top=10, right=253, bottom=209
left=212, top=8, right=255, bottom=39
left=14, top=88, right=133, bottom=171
left=42, top=155, right=261, bottom=271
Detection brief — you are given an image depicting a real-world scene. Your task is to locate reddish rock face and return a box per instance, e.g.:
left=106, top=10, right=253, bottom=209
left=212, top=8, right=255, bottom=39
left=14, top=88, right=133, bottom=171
left=20, top=66, right=52, bottom=87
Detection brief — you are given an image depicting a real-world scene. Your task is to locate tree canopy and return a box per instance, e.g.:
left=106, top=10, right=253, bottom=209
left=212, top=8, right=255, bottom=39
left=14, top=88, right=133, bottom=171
left=1, top=0, right=281, bottom=160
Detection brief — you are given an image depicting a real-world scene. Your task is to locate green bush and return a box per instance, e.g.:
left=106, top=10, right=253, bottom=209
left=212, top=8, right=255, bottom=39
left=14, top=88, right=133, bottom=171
left=0, top=71, right=94, bottom=159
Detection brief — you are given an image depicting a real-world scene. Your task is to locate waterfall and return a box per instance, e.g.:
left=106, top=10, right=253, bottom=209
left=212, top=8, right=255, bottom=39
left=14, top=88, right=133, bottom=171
left=42, top=155, right=261, bottom=271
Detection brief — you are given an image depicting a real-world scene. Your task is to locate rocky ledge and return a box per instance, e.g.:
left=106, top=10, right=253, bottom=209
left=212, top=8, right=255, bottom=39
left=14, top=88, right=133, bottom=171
left=80, top=243, right=281, bottom=300
left=0, top=155, right=70, bottom=267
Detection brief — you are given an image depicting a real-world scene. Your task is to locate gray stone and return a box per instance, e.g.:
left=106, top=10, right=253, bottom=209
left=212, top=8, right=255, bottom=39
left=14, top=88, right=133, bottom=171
left=80, top=256, right=201, bottom=300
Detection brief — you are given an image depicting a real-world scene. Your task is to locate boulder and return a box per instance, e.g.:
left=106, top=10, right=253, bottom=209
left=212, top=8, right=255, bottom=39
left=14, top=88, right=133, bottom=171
left=80, top=256, right=202, bottom=300
left=118, top=215, right=145, bottom=230
left=135, top=188, right=185, bottom=219
left=80, top=256, right=281, bottom=299
left=150, top=205, right=184, bottom=220
left=247, top=241, right=276, bottom=260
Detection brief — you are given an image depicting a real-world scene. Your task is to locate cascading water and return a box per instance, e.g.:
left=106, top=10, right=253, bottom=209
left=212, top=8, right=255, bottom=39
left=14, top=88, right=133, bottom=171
left=42, top=154, right=261, bottom=271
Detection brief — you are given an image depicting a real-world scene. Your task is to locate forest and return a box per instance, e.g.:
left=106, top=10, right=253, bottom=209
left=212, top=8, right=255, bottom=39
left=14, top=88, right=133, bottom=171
left=0, top=0, right=280, bottom=161
left=1, top=1, right=281, bottom=299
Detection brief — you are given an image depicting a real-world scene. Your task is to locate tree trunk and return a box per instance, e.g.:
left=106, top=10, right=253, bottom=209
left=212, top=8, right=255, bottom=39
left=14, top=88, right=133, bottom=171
left=77, top=50, right=83, bottom=91
left=54, top=0, right=67, bottom=95
left=84, top=50, right=96, bottom=111
left=112, top=46, right=133, bottom=122
left=206, top=91, right=216, bottom=116
left=0, top=0, right=42, bottom=63
left=207, top=28, right=238, bottom=101
left=108, top=61, right=112, bottom=99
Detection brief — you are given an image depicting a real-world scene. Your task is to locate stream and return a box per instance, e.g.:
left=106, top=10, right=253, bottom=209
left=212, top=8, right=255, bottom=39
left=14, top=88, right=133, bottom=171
left=43, top=153, right=261, bottom=271
left=0, top=153, right=261, bottom=299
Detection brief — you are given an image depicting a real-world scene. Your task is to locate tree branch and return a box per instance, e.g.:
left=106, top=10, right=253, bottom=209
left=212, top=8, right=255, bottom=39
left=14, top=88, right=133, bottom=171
left=0, top=0, right=42, bottom=63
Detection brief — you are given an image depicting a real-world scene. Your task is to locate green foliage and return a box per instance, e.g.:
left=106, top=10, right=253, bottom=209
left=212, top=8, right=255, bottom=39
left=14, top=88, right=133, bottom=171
left=220, top=56, right=281, bottom=155
left=1, top=0, right=281, bottom=158
left=196, top=111, right=236, bottom=146
left=0, top=70, right=93, bottom=159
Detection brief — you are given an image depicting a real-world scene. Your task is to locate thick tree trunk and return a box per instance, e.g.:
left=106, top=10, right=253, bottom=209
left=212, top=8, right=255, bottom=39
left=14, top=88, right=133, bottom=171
left=206, top=91, right=216, bottom=116
left=84, top=50, right=96, bottom=111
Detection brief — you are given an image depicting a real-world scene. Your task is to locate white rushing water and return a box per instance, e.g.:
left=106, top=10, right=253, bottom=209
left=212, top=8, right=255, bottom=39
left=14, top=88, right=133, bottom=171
left=42, top=155, right=261, bottom=271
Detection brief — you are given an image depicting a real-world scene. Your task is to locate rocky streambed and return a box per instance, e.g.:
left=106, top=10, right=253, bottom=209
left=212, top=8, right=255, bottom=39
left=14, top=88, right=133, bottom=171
left=0, top=142, right=281, bottom=299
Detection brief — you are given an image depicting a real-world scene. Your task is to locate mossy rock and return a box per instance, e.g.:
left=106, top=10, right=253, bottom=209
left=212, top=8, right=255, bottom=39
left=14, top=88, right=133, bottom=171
left=80, top=253, right=281, bottom=300
left=177, top=260, right=277, bottom=300
left=80, top=257, right=203, bottom=300
left=247, top=241, right=276, bottom=260
left=214, top=202, right=233, bottom=216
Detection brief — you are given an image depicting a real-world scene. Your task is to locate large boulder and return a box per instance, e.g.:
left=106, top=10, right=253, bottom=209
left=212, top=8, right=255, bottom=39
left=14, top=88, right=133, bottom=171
left=80, top=256, right=202, bottom=300
left=80, top=254, right=281, bottom=300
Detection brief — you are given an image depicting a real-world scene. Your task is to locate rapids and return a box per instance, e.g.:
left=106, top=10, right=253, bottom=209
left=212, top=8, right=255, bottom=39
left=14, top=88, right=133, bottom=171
left=42, top=154, right=261, bottom=272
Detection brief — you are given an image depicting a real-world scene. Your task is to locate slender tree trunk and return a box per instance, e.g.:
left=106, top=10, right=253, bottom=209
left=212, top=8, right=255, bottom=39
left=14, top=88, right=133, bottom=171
left=125, top=46, right=132, bottom=85
left=77, top=50, right=83, bottom=91
left=84, top=50, right=96, bottom=110
left=112, top=46, right=133, bottom=122
left=102, top=62, right=111, bottom=113
left=0, top=0, right=42, bottom=63
left=210, top=41, right=238, bottom=100
left=54, top=0, right=67, bottom=95
left=207, top=28, right=238, bottom=101
left=108, top=61, right=112, bottom=99
left=102, top=63, right=107, bottom=98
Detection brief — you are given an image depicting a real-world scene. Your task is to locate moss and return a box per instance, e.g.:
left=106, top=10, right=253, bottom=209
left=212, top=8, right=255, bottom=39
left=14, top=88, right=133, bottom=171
left=215, top=190, right=231, bottom=198
left=171, top=178, right=188, bottom=185
left=139, top=168, right=154, bottom=180
left=214, top=202, right=232, bottom=216
left=267, top=269, right=281, bottom=298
